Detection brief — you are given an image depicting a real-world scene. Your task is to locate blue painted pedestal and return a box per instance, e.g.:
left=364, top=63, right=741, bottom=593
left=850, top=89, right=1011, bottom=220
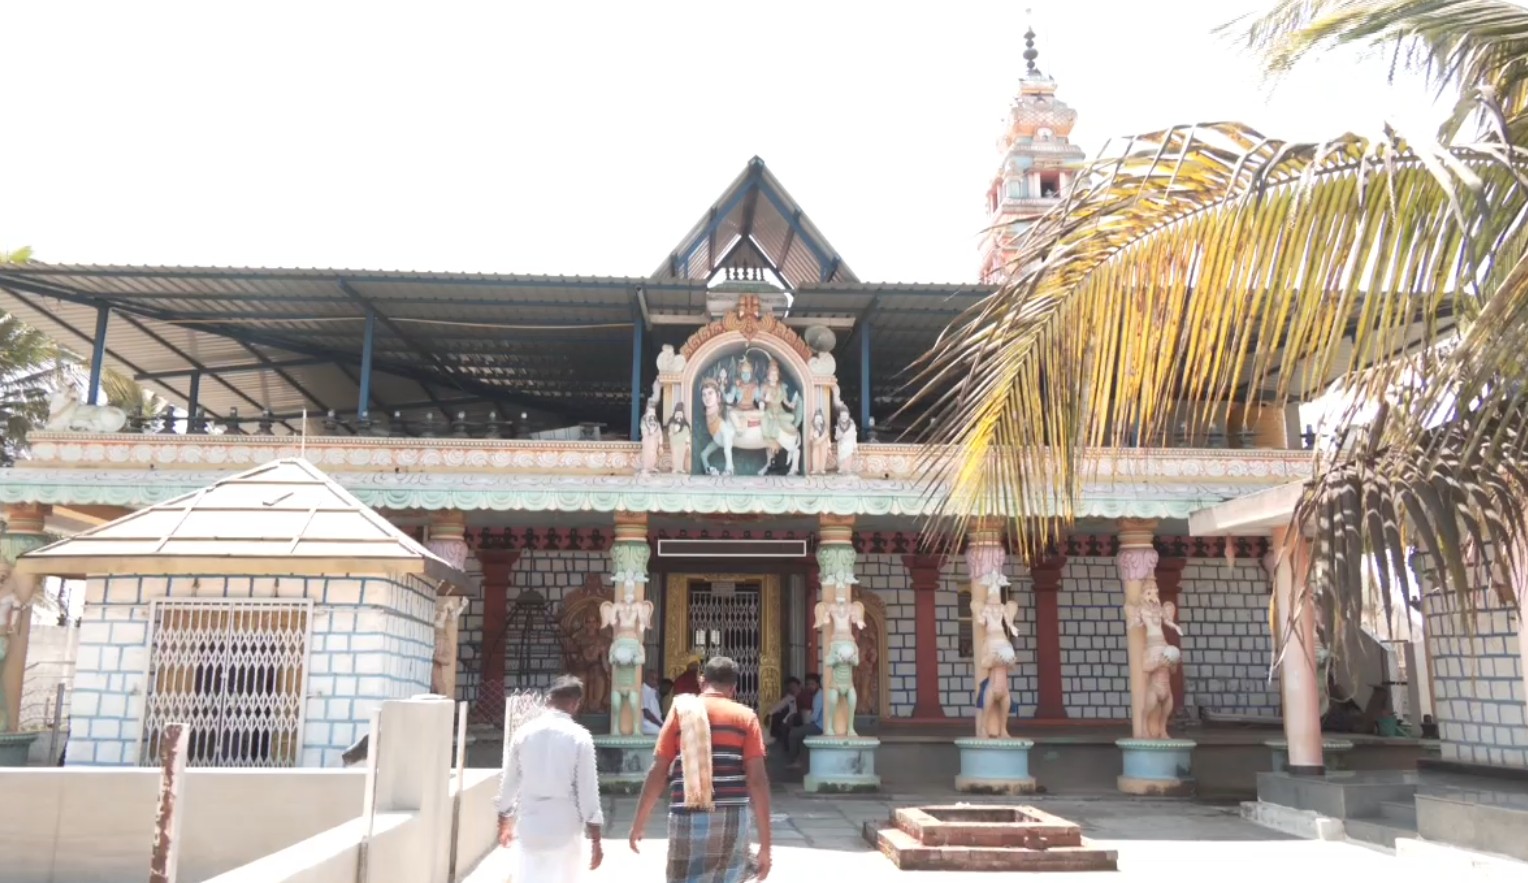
left=1116, top=738, right=1196, bottom=796
left=1266, top=738, right=1353, bottom=773
left=592, top=734, right=656, bottom=794
left=954, top=737, right=1037, bottom=795
left=803, top=736, right=881, bottom=793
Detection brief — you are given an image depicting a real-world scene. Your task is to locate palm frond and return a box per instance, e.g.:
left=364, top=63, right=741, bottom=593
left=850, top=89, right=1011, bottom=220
left=904, top=118, right=1528, bottom=558
left=1236, top=0, right=1528, bottom=142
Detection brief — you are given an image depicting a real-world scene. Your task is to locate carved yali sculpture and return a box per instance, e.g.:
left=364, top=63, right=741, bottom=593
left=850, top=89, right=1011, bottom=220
left=972, top=575, right=1020, bottom=739
left=600, top=573, right=653, bottom=736
left=1126, top=580, right=1183, bottom=740
left=813, top=592, right=866, bottom=736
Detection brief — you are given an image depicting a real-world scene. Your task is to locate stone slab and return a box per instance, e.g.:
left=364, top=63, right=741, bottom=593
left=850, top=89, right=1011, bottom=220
left=1415, top=790, right=1528, bottom=862
left=1238, top=800, right=1346, bottom=841
left=894, top=805, right=1082, bottom=849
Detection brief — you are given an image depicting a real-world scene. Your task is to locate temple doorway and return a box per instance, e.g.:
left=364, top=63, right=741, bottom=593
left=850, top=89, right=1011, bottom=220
left=662, top=573, right=782, bottom=714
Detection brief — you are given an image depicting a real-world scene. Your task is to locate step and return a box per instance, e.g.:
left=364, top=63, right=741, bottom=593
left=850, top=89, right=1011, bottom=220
left=1345, top=816, right=1416, bottom=849
left=864, top=823, right=1118, bottom=872
left=1378, top=799, right=1417, bottom=826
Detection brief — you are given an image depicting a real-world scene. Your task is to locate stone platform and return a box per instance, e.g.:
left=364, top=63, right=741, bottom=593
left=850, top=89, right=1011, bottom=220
left=863, top=805, right=1118, bottom=872
left=592, top=734, right=656, bottom=793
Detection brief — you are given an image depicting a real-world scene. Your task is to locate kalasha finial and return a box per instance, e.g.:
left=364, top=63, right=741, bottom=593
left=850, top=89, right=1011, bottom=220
left=1023, top=22, right=1040, bottom=76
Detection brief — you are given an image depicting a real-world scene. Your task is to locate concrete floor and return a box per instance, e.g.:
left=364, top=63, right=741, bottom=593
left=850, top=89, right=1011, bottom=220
left=464, top=789, right=1406, bottom=881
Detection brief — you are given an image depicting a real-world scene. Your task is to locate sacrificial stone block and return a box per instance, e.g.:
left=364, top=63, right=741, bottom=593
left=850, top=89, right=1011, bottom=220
left=862, top=804, right=1118, bottom=872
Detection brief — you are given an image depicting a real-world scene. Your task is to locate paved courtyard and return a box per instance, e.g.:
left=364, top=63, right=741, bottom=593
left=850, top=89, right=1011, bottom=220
left=465, top=790, right=1403, bottom=881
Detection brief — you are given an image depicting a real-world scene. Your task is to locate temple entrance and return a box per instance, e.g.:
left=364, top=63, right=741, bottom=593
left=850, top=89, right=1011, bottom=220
left=663, top=573, right=782, bottom=714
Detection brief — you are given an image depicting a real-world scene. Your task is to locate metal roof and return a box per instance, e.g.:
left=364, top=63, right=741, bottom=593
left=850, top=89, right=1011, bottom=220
left=654, top=157, right=857, bottom=287
left=14, top=457, right=468, bottom=588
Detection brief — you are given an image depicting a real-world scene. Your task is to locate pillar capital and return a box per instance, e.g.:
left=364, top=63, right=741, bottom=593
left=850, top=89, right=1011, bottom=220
left=2, top=503, right=49, bottom=537
left=425, top=510, right=469, bottom=572
left=964, top=519, right=1007, bottom=586
left=613, top=510, right=649, bottom=544
left=1029, top=554, right=1067, bottom=591
left=1115, top=518, right=1157, bottom=550
left=817, top=513, right=855, bottom=548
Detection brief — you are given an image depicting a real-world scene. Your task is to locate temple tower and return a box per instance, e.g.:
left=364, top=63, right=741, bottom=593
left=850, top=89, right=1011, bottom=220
left=979, top=27, right=1085, bottom=283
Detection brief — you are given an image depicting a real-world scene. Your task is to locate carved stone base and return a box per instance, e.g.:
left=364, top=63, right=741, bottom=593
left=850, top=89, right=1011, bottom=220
left=1266, top=738, right=1354, bottom=773
left=0, top=732, right=38, bottom=767
left=592, top=735, right=656, bottom=794
left=954, top=737, right=1037, bottom=795
left=803, top=736, right=881, bottom=793
left=1116, top=738, right=1196, bottom=797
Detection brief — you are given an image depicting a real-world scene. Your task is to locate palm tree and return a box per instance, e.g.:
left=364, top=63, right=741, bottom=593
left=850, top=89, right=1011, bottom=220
left=0, top=247, right=61, bottom=462
left=908, top=0, right=1528, bottom=647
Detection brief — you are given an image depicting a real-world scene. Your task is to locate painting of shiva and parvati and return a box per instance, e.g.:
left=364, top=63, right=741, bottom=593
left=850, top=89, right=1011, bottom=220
left=690, top=344, right=815, bottom=476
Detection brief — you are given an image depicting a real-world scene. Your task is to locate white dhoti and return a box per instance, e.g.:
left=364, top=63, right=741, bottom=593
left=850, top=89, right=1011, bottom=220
left=512, top=836, right=582, bottom=883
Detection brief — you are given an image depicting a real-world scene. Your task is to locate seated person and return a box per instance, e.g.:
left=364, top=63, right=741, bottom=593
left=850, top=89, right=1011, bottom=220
left=764, top=677, right=802, bottom=744
left=641, top=669, right=664, bottom=735
left=785, top=683, right=824, bottom=768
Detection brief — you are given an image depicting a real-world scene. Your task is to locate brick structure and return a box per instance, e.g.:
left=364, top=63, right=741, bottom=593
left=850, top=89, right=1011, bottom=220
left=1424, top=579, right=1527, bottom=769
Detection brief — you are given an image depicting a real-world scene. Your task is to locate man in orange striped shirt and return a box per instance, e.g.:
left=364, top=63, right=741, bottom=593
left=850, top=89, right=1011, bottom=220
left=628, top=656, right=773, bottom=882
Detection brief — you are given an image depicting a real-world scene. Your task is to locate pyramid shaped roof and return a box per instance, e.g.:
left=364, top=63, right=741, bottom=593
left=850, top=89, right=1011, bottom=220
left=15, top=458, right=466, bottom=589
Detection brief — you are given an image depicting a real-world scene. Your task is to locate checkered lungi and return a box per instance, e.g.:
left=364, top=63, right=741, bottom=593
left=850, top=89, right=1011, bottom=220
left=665, top=806, right=757, bottom=883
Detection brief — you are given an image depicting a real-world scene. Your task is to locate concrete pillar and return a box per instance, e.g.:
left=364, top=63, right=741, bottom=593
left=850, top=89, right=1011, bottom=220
left=608, top=511, right=651, bottom=736
left=1266, top=528, right=1324, bottom=774
left=1114, top=519, right=1158, bottom=739
left=372, top=696, right=455, bottom=883
left=1, top=503, right=50, bottom=733
left=1030, top=555, right=1067, bottom=720
left=815, top=514, right=858, bottom=736
left=904, top=553, right=946, bottom=719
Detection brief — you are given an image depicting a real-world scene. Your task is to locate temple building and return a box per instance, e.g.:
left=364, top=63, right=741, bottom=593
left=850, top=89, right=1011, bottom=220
left=0, top=39, right=1519, bottom=818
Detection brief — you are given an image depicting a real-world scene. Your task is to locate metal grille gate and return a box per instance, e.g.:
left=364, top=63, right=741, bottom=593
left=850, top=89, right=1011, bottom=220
left=688, top=583, right=762, bottom=708
left=139, top=599, right=313, bottom=768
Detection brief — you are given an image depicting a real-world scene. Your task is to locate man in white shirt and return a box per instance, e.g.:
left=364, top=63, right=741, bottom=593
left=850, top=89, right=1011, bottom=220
left=497, top=676, right=604, bottom=882
left=640, top=669, right=663, bottom=736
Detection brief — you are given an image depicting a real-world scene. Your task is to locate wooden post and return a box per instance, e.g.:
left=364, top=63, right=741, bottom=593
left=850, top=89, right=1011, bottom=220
left=148, top=722, right=189, bottom=883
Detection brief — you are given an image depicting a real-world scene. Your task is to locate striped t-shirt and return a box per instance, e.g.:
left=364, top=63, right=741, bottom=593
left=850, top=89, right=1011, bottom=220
left=654, top=693, right=766, bottom=812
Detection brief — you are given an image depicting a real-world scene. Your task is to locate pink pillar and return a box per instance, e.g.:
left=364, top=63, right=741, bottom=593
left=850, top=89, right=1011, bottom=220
left=1267, top=528, right=1324, bottom=774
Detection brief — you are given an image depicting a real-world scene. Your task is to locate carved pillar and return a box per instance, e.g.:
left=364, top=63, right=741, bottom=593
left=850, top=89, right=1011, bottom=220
left=425, top=511, right=470, bottom=702
left=815, top=515, right=859, bottom=736
left=964, top=519, right=1008, bottom=734
left=1266, top=530, right=1324, bottom=774
left=474, top=549, right=520, bottom=723
left=1114, top=519, right=1158, bottom=739
left=1030, top=555, right=1067, bottom=720
left=1, top=504, right=50, bottom=733
left=607, top=511, right=652, bottom=736
left=1154, top=558, right=1187, bottom=717
left=904, top=553, right=946, bottom=719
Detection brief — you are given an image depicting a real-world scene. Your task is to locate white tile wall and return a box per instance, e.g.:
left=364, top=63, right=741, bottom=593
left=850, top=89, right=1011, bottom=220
left=857, top=554, right=916, bottom=717
left=1178, top=560, right=1281, bottom=715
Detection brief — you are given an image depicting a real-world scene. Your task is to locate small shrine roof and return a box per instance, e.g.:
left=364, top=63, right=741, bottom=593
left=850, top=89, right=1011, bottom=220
left=12, top=457, right=468, bottom=588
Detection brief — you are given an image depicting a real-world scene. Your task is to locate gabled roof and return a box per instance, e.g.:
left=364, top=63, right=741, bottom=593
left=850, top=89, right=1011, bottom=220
left=655, top=157, right=857, bottom=287
left=14, top=457, right=467, bottom=588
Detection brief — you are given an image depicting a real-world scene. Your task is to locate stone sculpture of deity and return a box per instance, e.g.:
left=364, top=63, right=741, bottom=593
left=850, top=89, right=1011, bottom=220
left=972, top=576, right=1020, bottom=739
left=834, top=405, right=858, bottom=474
left=639, top=397, right=663, bottom=475
left=1125, top=580, right=1183, bottom=739
left=809, top=409, right=831, bottom=474
left=813, top=590, right=866, bottom=737
left=667, top=403, right=691, bottom=475
left=600, top=574, right=654, bottom=736
left=0, top=586, right=20, bottom=732
left=758, top=357, right=801, bottom=445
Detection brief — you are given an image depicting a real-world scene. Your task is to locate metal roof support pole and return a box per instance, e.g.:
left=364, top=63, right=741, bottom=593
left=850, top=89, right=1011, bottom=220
left=860, top=318, right=872, bottom=440
left=86, top=304, right=111, bottom=405
left=358, top=310, right=376, bottom=421
left=187, top=371, right=202, bottom=420
left=628, top=306, right=644, bottom=439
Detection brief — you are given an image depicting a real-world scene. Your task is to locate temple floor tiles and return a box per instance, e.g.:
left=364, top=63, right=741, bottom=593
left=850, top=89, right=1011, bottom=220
left=463, top=792, right=1409, bottom=882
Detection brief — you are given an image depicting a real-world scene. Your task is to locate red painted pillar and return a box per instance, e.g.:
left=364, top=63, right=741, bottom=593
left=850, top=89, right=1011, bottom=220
left=1031, top=555, right=1068, bottom=719
left=475, top=549, right=520, bottom=721
left=904, top=554, right=947, bottom=719
left=1154, top=557, right=1187, bottom=715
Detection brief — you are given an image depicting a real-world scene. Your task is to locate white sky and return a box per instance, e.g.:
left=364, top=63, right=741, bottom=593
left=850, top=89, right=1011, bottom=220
left=0, top=0, right=1449, bottom=284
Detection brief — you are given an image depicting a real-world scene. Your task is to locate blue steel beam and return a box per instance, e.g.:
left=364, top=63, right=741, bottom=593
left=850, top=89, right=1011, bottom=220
left=187, top=371, right=202, bottom=416
left=358, top=311, right=376, bottom=420
left=86, top=305, right=111, bottom=404
left=135, top=357, right=330, bottom=380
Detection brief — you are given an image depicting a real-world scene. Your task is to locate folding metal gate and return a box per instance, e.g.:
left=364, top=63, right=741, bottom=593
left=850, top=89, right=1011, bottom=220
left=688, top=582, right=762, bottom=708
left=138, top=598, right=314, bottom=768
